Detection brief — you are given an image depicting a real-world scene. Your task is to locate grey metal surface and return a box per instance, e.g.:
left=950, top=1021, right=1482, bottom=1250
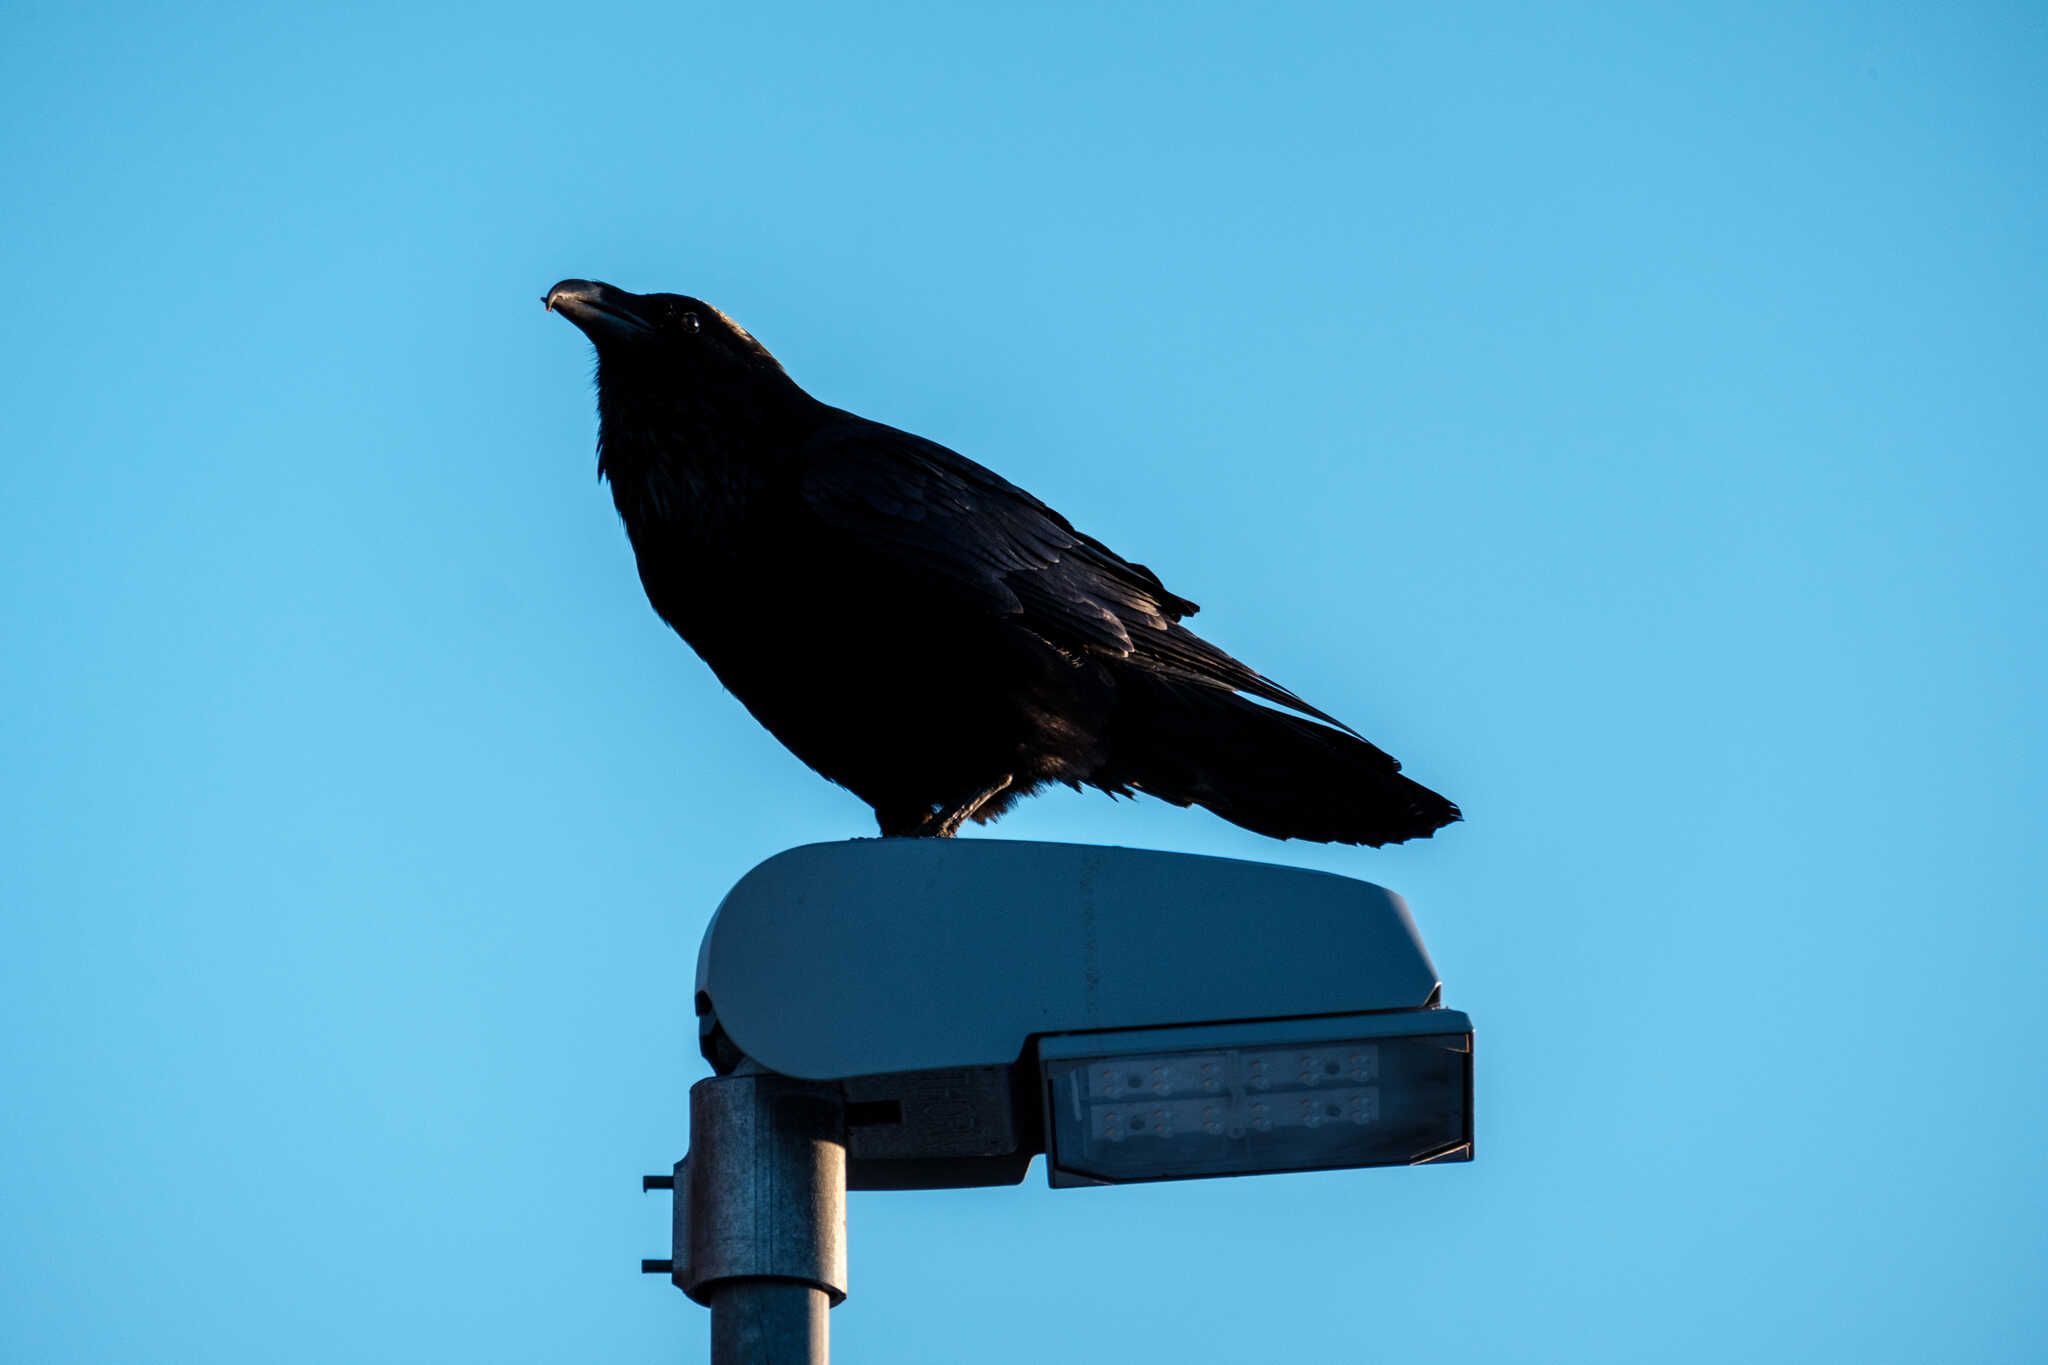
left=839, top=1065, right=1031, bottom=1189
left=709, top=1283, right=830, bottom=1365
left=696, top=838, right=1441, bottom=1081
left=674, top=1074, right=848, bottom=1309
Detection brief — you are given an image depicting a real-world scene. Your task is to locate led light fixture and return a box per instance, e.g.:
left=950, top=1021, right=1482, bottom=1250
left=690, top=839, right=1475, bottom=1189
left=659, top=840, right=1480, bottom=1362
left=1039, top=1012, right=1472, bottom=1186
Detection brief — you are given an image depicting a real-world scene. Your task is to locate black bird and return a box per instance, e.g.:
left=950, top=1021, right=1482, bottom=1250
left=544, top=279, right=1459, bottom=845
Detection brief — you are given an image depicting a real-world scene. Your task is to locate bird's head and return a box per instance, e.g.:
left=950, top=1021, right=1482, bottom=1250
left=543, top=279, right=785, bottom=381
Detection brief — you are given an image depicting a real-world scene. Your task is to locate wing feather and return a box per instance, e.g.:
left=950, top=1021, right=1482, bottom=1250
left=798, top=417, right=1362, bottom=737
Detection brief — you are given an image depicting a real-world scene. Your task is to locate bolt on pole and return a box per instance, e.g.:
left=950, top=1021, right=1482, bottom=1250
left=648, top=1073, right=848, bottom=1365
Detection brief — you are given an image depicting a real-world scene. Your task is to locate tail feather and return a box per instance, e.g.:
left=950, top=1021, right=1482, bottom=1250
left=1099, top=672, right=1461, bottom=847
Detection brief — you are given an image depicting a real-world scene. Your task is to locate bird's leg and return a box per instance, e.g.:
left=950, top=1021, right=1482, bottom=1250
left=874, top=777, right=1015, bottom=838
left=929, top=776, right=1014, bottom=838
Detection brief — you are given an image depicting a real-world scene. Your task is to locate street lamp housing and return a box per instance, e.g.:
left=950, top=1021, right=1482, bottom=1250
left=691, top=839, right=1473, bottom=1189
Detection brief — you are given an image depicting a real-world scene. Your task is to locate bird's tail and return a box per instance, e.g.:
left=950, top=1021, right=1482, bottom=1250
left=1099, top=672, right=1461, bottom=846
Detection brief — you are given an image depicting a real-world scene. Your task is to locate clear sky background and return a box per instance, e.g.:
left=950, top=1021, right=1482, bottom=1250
left=3, top=4, right=2043, bottom=1362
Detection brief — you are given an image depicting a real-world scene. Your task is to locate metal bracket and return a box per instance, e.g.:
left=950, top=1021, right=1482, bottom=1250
left=667, top=1073, right=848, bottom=1308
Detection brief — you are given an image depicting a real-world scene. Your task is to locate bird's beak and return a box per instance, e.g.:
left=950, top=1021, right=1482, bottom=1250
left=543, top=279, right=657, bottom=341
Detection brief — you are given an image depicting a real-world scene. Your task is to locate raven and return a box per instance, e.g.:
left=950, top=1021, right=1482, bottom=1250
left=544, top=280, right=1459, bottom=845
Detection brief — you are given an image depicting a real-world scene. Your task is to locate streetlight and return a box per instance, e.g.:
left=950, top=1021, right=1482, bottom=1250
left=644, top=838, right=1474, bottom=1361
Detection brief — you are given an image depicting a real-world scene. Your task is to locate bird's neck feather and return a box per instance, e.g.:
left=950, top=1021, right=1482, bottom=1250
left=593, top=363, right=808, bottom=534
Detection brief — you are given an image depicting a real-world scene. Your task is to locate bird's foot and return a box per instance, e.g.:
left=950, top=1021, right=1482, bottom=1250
left=876, top=777, right=1015, bottom=838
left=930, top=776, right=1013, bottom=837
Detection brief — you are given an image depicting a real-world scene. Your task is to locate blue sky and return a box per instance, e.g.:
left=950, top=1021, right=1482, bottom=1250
left=3, top=4, right=2043, bottom=1361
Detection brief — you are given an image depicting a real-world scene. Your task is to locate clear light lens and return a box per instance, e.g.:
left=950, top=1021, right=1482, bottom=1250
left=1045, top=1033, right=1469, bottom=1185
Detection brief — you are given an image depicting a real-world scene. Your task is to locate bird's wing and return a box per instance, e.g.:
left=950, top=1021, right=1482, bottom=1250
left=796, top=416, right=1360, bottom=735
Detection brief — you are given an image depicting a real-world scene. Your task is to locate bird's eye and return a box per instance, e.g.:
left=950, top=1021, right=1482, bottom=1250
left=682, top=311, right=701, bottom=333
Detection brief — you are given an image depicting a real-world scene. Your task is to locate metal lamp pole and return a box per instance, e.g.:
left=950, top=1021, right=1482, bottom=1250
left=648, top=1073, right=848, bottom=1365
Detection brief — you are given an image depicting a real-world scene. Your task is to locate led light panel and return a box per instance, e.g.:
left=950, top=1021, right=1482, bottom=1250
left=1042, top=1014, right=1471, bottom=1186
